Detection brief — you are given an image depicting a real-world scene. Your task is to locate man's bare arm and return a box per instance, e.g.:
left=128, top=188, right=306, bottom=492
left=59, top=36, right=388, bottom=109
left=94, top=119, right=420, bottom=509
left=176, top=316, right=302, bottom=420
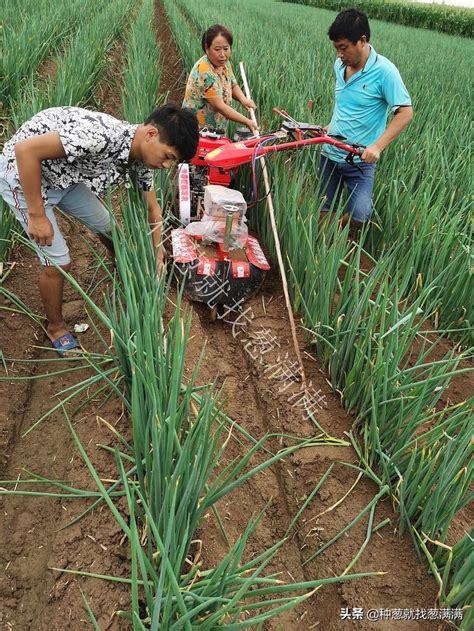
left=14, top=132, right=66, bottom=245
left=362, top=106, right=413, bottom=163
left=143, top=190, right=165, bottom=273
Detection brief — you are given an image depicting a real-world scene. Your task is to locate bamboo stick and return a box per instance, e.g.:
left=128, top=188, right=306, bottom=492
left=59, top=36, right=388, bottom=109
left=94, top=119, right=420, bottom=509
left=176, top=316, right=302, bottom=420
left=239, top=61, right=308, bottom=392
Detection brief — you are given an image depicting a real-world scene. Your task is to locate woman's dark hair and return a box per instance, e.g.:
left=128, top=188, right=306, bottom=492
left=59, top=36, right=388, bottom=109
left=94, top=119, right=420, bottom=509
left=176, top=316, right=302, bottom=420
left=328, top=9, right=370, bottom=44
left=145, top=103, right=199, bottom=162
left=201, top=24, right=233, bottom=52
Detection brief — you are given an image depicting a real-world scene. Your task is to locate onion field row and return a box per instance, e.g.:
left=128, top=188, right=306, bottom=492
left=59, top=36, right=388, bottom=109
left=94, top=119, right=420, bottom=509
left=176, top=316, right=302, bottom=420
left=1, top=0, right=379, bottom=627
left=0, top=0, right=110, bottom=113
left=11, top=0, right=134, bottom=128
left=164, top=0, right=473, bottom=627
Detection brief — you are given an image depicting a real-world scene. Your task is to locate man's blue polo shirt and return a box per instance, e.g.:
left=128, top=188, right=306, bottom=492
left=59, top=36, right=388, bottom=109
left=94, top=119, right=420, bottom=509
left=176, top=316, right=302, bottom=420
left=323, top=46, right=411, bottom=163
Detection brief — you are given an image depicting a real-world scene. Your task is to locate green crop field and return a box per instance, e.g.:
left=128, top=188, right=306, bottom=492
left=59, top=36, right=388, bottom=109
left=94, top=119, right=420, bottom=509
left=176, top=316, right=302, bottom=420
left=0, top=0, right=472, bottom=628
left=283, top=0, right=474, bottom=37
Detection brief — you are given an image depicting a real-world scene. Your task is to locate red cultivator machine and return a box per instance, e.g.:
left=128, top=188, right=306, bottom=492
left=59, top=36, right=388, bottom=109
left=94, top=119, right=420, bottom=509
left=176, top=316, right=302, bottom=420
left=171, top=109, right=363, bottom=315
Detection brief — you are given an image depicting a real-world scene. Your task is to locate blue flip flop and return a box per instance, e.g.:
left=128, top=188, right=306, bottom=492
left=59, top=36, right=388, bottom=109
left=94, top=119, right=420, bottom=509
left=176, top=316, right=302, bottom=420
left=51, top=332, right=81, bottom=356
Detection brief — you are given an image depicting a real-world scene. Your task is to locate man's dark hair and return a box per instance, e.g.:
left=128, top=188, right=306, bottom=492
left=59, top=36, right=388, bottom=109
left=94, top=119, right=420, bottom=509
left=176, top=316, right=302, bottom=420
left=328, top=8, right=370, bottom=44
left=145, top=103, right=199, bottom=161
left=201, top=24, right=233, bottom=52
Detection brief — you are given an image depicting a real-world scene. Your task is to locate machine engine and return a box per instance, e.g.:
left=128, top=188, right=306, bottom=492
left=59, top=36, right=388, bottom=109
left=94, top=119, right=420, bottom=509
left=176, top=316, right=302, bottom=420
left=177, top=127, right=253, bottom=225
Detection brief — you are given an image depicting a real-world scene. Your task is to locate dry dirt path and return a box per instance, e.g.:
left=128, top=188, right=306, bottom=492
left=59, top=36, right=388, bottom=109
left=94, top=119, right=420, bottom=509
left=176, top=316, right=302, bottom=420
left=0, top=21, right=135, bottom=631
left=0, top=224, right=132, bottom=630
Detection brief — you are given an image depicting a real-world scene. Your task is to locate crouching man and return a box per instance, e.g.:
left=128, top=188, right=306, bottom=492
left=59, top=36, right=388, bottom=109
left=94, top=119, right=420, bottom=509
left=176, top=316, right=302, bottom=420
left=0, top=103, right=199, bottom=355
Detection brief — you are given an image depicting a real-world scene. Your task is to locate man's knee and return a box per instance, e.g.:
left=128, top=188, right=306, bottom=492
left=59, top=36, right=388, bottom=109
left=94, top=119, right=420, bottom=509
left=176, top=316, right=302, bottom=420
left=91, top=217, right=112, bottom=237
left=41, top=262, right=71, bottom=276
left=348, top=189, right=373, bottom=222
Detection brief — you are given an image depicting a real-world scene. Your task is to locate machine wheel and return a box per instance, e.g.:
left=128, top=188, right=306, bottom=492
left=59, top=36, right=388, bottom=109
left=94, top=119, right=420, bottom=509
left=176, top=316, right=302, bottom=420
left=177, top=163, right=191, bottom=225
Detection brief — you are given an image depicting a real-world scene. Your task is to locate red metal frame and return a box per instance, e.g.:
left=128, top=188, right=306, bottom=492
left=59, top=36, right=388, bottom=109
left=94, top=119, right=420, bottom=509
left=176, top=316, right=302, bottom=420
left=204, top=131, right=362, bottom=170
left=178, top=111, right=363, bottom=264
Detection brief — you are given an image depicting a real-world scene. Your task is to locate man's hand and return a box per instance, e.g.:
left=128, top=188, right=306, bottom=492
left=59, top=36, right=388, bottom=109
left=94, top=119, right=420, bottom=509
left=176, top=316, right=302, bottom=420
left=156, top=246, right=166, bottom=276
left=361, top=144, right=381, bottom=163
left=28, top=215, right=54, bottom=246
left=361, top=106, right=413, bottom=164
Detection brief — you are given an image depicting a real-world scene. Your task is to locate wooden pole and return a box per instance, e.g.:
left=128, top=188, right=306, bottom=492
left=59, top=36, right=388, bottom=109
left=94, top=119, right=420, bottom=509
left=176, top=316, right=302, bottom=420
left=239, top=62, right=308, bottom=391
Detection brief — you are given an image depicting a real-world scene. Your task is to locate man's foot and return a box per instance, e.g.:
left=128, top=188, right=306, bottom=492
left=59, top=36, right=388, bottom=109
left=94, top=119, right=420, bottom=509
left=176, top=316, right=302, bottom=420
left=50, top=331, right=81, bottom=357
left=47, top=322, right=81, bottom=357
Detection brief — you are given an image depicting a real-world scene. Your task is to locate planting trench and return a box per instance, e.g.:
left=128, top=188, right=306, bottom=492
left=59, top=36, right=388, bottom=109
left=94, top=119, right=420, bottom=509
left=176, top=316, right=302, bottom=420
left=1, top=249, right=467, bottom=630
left=0, top=28, right=136, bottom=631
left=0, top=2, right=471, bottom=628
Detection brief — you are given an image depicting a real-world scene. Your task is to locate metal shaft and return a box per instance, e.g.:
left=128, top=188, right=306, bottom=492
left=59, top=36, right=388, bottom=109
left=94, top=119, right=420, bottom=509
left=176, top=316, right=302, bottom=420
left=223, top=204, right=239, bottom=251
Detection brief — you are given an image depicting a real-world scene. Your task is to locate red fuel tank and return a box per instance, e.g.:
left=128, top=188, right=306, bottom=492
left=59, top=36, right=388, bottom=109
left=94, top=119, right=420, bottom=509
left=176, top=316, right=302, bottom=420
left=191, top=133, right=233, bottom=187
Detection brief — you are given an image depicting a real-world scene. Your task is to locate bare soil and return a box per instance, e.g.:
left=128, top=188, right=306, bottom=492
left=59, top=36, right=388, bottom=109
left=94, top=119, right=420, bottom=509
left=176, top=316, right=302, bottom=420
left=0, top=1, right=471, bottom=629
left=154, top=0, right=186, bottom=103
left=0, top=222, right=132, bottom=630
left=0, top=12, right=135, bottom=629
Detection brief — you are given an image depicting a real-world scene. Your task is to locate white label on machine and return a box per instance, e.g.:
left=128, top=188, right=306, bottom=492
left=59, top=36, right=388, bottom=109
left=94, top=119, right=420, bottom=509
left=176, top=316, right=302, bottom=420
left=178, top=163, right=191, bottom=225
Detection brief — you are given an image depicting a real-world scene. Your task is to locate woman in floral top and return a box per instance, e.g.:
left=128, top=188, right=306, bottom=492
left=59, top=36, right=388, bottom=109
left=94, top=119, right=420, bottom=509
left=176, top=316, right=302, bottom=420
left=183, top=24, right=258, bottom=134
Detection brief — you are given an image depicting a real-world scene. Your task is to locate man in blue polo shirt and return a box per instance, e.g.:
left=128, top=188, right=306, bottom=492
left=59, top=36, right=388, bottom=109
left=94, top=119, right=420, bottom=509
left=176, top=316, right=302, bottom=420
left=320, top=8, right=413, bottom=226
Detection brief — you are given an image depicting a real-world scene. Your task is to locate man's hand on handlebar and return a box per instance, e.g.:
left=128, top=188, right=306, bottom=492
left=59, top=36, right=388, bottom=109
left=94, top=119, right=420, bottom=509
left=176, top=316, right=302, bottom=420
left=361, top=143, right=381, bottom=163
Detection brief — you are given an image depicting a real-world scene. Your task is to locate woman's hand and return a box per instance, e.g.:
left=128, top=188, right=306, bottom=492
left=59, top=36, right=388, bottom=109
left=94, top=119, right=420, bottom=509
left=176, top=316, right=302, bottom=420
left=242, top=97, right=256, bottom=111
left=246, top=119, right=260, bottom=135
left=209, top=95, right=259, bottom=135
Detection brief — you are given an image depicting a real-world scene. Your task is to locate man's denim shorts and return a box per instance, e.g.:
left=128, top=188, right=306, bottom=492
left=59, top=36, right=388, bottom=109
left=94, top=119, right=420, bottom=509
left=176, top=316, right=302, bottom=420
left=0, top=156, right=111, bottom=266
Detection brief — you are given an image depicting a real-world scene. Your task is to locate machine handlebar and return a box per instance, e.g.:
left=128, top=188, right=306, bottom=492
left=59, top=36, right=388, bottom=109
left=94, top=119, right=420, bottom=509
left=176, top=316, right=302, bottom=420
left=205, top=108, right=364, bottom=170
